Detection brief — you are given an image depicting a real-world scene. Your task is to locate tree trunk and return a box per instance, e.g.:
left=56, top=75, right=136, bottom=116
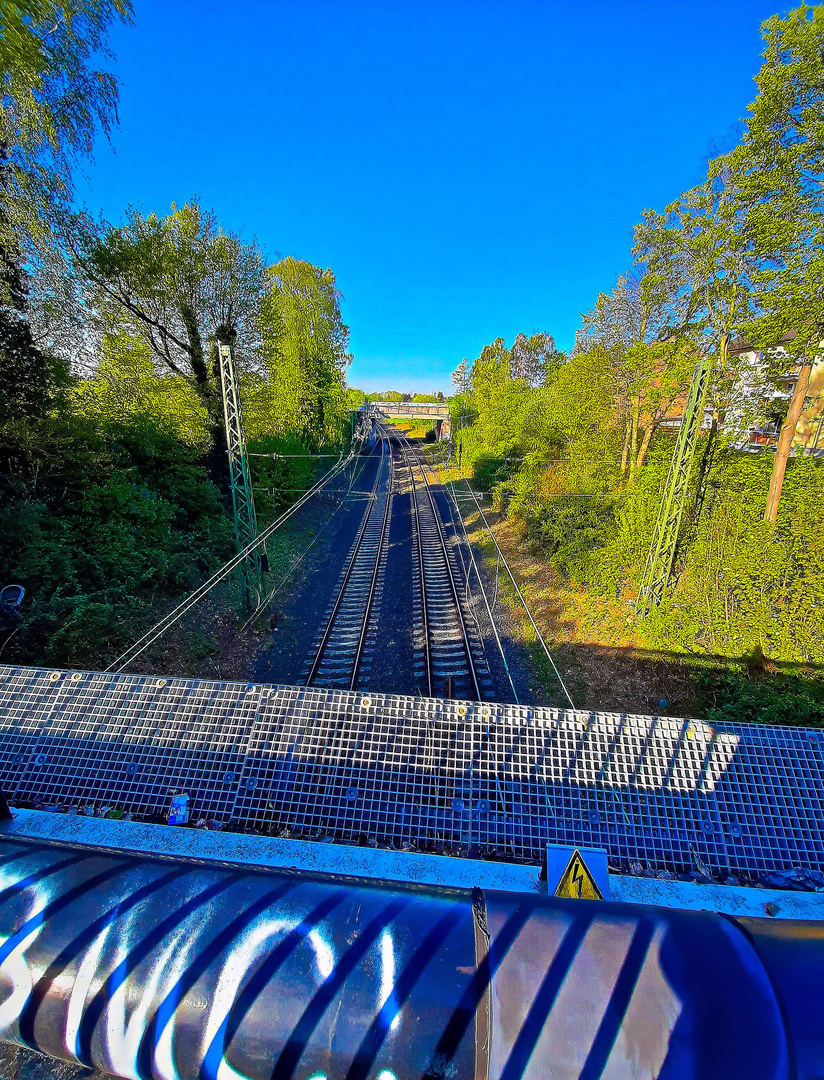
left=628, top=397, right=639, bottom=484
left=620, top=421, right=631, bottom=486
left=636, top=423, right=655, bottom=472
left=764, top=362, right=812, bottom=523
left=179, top=303, right=230, bottom=496
left=179, top=301, right=221, bottom=432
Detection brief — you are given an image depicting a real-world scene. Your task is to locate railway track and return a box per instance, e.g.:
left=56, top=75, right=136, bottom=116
left=302, top=435, right=393, bottom=690
left=398, top=430, right=493, bottom=701
left=302, top=422, right=492, bottom=700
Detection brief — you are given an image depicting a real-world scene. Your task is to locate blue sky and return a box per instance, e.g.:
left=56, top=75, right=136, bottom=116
left=78, top=0, right=784, bottom=394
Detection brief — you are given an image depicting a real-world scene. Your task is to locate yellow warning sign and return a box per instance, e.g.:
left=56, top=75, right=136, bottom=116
left=554, top=849, right=604, bottom=900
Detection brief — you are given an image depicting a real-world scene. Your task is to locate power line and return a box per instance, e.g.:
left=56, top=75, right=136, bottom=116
left=442, top=478, right=520, bottom=704
left=105, top=449, right=359, bottom=674
left=454, top=478, right=576, bottom=709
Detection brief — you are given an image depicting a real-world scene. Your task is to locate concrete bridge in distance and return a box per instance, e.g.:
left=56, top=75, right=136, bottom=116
left=365, top=400, right=451, bottom=440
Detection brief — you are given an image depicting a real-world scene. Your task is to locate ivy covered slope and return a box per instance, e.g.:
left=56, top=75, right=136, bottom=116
left=0, top=413, right=233, bottom=667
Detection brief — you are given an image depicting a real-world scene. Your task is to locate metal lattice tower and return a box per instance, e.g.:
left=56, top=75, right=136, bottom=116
left=217, top=342, right=260, bottom=609
left=636, top=352, right=713, bottom=616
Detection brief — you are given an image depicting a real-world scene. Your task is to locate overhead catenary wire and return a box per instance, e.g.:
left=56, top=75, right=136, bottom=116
left=105, top=446, right=361, bottom=674
left=240, top=448, right=376, bottom=631
left=441, top=476, right=520, bottom=705
left=242, top=441, right=376, bottom=629
left=253, top=488, right=378, bottom=497
left=455, top=476, right=576, bottom=709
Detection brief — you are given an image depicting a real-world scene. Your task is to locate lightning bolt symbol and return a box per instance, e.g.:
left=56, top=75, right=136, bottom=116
left=571, top=861, right=584, bottom=897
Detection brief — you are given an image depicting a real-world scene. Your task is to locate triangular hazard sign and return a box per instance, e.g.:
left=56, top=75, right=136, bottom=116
left=554, top=849, right=604, bottom=900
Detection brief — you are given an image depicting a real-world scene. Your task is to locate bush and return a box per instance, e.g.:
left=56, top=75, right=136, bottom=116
left=518, top=496, right=619, bottom=579
left=472, top=452, right=518, bottom=492
left=0, top=414, right=234, bottom=667
left=644, top=451, right=824, bottom=664
left=694, top=667, right=824, bottom=728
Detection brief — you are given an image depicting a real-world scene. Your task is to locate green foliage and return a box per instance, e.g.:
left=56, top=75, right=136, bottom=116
left=509, top=331, right=564, bottom=387
left=82, top=200, right=265, bottom=448
left=0, top=235, right=70, bottom=421
left=0, top=412, right=233, bottom=667
left=519, top=497, right=619, bottom=579
left=258, top=256, right=351, bottom=447
left=0, top=0, right=363, bottom=673
left=245, top=430, right=317, bottom=520
left=75, top=331, right=209, bottom=446
left=366, top=390, right=403, bottom=401
left=728, top=3, right=824, bottom=370
left=644, top=452, right=824, bottom=663
left=694, top=668, right=824, bottom=728
left=471, top=453, right=519, bottom=494
left=0, top=0, right=132, bottom=250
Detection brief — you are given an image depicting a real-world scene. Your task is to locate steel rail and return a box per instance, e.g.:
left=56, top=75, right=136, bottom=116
left=348, top=435, right=394, bottom=690
left=401, top=428, right=433, bottom=697
left=397, top=430, right=482, bottom=701
left=304, top=434, right=390, bottom=689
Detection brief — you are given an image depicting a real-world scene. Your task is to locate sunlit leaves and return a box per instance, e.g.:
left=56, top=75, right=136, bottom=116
left=0, top=0, right=132, bottom=247
left=258, top=256, right=351, bottom=446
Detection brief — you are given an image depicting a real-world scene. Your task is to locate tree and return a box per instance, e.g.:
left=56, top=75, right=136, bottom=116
left=728, top=4, right=824, bottom=521
left=0, top=227, right=69, bottom=421
left=581, top=264, right=693, bottom=485
left=1, top=0, right=132, bottom=251
left=0, top=0, right=130, bottom=416
left=258, top=256, right=351, bottom=445
left=509, top=331, right=564, bottom=387
left=466, top=337, right=532, bottom=459
left=80, top=201, right=265, bottom=455
left=633, top=159, right=753, bottom=455
left=451, top=358, right=470, bottom=394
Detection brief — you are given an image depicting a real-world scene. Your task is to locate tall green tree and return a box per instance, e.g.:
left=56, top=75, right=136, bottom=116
left=634, top=159, right=753, bottom=444
left=0, top=226, right=69, bottom=421
left=509, top=331, right=564, bottom=387
left=451, top=357, right=470, bottom=394
left=728, top=3, right=824, bottom=522
left=258, top=256, right=351, bottom=445
left=1, top=0, right=131, bottom=415
left=79, top=200, right=265, bottom=454
left=581, top=264, right=693, bottom=485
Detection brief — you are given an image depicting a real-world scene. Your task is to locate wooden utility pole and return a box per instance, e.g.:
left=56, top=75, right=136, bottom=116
left=764, top=363, right=812, bottom=524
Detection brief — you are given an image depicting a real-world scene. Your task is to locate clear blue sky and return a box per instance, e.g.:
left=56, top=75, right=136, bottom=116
left=77, top=0, right=784, bottom=394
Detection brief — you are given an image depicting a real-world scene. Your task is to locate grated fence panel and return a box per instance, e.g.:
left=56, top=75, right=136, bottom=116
left=1, top=665, right=823, bottom=878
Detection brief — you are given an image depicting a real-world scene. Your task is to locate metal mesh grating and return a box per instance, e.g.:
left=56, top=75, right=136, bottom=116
left=1, top=664, right=823, bottom=876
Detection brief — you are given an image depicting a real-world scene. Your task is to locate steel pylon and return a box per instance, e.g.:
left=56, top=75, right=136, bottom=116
left=217, top=342, right=260, bottom=610
left=636, top=351, right=712, bottom=616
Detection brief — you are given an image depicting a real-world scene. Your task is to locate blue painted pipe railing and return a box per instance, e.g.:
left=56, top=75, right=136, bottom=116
left=0, top=838, right=821, bottom=1079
